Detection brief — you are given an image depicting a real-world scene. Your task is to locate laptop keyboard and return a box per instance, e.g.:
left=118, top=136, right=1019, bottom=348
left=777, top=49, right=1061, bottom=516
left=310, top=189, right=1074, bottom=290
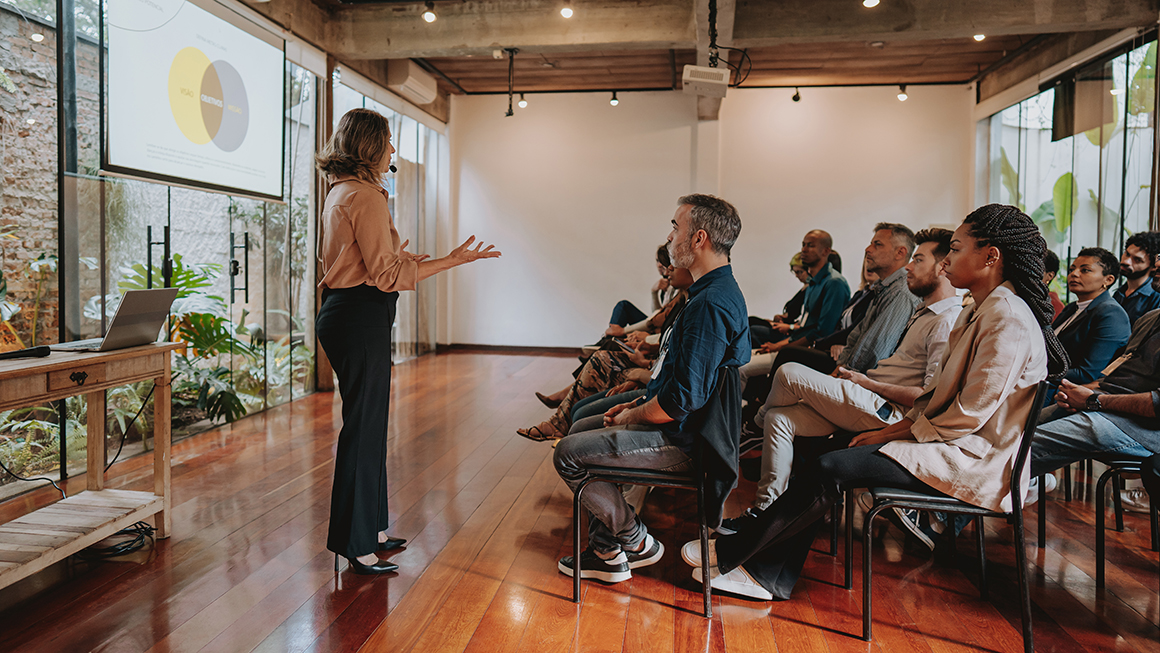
left=50, top=338, right=103, bottom=351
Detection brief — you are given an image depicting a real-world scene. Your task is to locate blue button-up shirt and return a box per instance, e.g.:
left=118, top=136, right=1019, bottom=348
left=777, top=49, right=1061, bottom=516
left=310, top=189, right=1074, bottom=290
left=645, top=265, right=750, bottom=450
left=1114, top=281, right=1160, bottom=328
left=797, top=262, right=851, bottom=343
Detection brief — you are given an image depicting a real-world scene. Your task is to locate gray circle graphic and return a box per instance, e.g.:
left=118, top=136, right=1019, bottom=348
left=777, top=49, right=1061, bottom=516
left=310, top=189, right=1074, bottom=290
left=209, top=60, right=248, bottom=153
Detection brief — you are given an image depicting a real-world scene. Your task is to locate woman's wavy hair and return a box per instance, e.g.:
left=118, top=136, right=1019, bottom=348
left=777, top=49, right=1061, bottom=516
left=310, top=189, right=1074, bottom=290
left=963, top=204, right=1070, bottom=380
left=316, top=108, right=391, bottom=185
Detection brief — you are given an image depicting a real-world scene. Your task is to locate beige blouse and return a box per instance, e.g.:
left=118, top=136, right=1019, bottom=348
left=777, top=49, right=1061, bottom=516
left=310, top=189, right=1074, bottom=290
left=318, top=177, right=418, bottom=292
left=881, top=282, right=1047, bottom=513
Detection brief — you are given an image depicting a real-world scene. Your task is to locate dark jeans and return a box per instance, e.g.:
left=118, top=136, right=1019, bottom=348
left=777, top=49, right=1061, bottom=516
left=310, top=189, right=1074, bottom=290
left=609, top=300, right=649, bottom=327
left=749, top=317, right=789, bottom=348
left=715, top=443, right=944, bottom=599
left=316, top=285, right=398, bottom=559
left=571, top=388, right=648, bottom=423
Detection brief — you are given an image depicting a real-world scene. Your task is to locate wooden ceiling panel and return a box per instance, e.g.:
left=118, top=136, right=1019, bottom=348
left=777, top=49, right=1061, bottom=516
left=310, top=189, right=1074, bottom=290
left=420, top=34, right=1038, bottom=93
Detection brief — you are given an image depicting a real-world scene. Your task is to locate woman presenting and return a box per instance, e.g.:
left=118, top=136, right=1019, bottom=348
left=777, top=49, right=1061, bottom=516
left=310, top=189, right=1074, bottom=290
left=316, top=108, right=500, bottom=574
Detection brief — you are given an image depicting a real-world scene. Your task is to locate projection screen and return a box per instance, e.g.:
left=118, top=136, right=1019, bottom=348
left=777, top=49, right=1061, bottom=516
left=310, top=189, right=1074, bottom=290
left=106, top=0, right=286, bottom=201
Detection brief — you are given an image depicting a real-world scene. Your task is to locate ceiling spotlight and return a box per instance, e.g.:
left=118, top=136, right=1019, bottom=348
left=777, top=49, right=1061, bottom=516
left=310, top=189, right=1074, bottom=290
left=422, top=1, right=437, bottom=23
left=560, top=2, right=573, bottom=18
left=518, top=93, right=527, bottom=108
left=30, top=33, right=44, bottom=42
left=863, top=0, right=879, bottom=7
left=791, top=87, right=801, bottom=102
left=897, top=84, right=908, bottom=101
left=973, top=34, right=986, bottom=42
left=610, top=91, right=619, bottom=106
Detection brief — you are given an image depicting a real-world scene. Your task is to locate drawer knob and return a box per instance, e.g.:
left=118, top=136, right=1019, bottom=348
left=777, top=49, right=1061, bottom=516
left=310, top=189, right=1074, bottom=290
left=69, top=371, right=89, bottom=386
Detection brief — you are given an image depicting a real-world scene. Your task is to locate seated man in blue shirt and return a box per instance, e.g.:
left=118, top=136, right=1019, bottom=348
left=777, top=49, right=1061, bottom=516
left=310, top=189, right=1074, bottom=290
left=554, top=194, right=750, bottom=583
left=1114, top=232, right=1160, bottom=327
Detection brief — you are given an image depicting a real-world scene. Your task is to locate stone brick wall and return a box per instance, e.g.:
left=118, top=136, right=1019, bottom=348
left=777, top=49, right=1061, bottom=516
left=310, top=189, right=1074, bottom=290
left=0, top=5, right=100, bottom=345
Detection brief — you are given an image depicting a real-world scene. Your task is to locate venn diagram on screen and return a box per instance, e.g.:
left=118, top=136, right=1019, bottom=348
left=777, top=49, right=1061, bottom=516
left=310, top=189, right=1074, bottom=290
left=168, top=47, right=249, bottom=152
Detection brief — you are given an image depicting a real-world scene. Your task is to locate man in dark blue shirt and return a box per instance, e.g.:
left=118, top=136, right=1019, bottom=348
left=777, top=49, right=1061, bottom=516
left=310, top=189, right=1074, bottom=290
left=1114, top=232, right=1160, bottom=327
left=554, top=194, right=750, bottom=584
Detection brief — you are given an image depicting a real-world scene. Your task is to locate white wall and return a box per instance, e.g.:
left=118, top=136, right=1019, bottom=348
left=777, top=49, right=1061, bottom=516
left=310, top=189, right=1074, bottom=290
left=721, top=85, right=974, bottom=323
left=444, top=85, right=973, bottom=347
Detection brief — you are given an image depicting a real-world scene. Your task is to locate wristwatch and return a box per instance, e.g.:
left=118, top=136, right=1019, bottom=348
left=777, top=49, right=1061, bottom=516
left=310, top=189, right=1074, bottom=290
left=1086, top=391, right=1104, bottom=412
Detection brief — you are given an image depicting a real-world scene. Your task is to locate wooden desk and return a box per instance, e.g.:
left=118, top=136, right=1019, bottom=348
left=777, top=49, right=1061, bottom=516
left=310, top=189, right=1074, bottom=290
left=0, top=343, right=181, bottom=590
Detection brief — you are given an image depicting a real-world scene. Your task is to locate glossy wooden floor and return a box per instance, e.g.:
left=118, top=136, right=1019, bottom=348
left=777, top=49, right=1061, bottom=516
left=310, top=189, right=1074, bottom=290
left=0, top=351, right=1157, bottom=652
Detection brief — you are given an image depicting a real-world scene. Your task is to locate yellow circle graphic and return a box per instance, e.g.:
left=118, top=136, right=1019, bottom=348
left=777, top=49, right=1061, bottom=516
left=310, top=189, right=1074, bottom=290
left=168, top=47, right=213, bottom=144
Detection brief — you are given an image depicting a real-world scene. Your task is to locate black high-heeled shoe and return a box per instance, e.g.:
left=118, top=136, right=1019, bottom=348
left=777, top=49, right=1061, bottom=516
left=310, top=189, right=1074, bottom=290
left=335, top=553, right=398, bottom=575
left=378, top=536, right=407, bottom=551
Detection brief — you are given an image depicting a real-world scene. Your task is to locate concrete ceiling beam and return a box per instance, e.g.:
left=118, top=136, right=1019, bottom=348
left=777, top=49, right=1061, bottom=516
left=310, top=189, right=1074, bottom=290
left=325, top=0, right=696, bottom=60
left=732, top=0, right=1160, bottom=46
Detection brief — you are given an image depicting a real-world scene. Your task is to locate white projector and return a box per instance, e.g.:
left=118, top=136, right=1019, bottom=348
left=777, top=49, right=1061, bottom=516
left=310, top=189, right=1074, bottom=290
left=682, top=65, right=729, bottom=98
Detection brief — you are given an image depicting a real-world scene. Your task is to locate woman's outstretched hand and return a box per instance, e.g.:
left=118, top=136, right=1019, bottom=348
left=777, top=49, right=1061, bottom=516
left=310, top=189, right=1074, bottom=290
left=399, top=239, right=431, bottom=263
left=450, top=235, right=501, bottom=264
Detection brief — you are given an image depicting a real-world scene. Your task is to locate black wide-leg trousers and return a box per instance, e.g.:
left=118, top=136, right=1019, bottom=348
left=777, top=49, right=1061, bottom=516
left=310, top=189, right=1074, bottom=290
left=316, top=285, right=398, bottom=559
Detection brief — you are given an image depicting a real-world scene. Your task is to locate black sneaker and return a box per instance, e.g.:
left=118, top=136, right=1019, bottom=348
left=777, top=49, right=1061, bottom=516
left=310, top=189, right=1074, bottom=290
left=557, top=550, right=632, bottom=583
left=717, top=507, right=760, bottom=536
left=624, top=533, right=664, bottom=569
left=889, top=508, right=936, bottom=551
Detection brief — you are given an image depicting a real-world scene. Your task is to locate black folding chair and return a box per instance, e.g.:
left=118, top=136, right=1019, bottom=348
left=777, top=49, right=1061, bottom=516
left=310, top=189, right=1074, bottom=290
left=856, top=381, right=1048, bottom=653
left=572, top=465, right=713, bottom=617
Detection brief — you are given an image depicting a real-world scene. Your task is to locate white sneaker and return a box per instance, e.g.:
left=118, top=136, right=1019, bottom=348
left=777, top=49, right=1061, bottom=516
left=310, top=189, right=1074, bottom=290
left=692, top=565, right=773, bottom=600
left=1024, top=474, right=1058, bottom=505
left=681, top=539, right=717, bottom=568
left=1120, top=487, right=1154, bottom=514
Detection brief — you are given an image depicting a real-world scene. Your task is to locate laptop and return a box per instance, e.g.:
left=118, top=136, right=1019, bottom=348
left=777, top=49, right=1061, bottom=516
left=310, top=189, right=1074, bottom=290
left=50, top=288, right=180, bottom=352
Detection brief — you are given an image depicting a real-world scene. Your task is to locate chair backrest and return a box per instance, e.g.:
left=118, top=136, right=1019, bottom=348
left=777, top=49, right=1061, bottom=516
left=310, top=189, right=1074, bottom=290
left=1009, top=380, right=1051, bottom=513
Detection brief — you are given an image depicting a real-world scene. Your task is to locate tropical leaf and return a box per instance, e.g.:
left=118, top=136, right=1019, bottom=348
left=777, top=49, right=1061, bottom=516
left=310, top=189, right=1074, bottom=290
left=999, top=147, right=1021, bottom=207
left=1130, top=42, right=1157, bottom=116
left=1053, top=173, right=1076, bottom=233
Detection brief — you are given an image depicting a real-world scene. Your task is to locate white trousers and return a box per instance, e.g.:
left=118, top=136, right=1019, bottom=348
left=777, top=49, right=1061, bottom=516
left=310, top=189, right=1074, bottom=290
left=739, top=351, right=776, bottom=391
left=754, top=362, right=904, bottom=509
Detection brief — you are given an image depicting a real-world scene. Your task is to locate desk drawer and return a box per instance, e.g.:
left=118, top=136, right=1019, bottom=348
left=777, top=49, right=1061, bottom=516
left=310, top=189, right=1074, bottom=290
left=48, top=364, right=106, bottom=391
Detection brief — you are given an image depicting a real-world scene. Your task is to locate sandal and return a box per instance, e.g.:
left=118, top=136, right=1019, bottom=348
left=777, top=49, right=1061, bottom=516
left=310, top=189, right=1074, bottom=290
left=517, top=425, right=563, bottom=442
left=535, top=392, right=562, bottom=409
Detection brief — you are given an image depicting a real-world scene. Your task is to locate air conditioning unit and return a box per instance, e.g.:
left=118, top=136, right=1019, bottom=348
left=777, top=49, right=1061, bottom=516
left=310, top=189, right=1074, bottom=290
left=387, top=60, right=439, bottom=106
left=682, top=65, right=729, bottom=98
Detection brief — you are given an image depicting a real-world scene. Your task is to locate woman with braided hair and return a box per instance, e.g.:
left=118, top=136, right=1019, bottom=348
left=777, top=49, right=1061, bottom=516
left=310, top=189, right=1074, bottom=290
left=679, top=204, right=1061, bottom=601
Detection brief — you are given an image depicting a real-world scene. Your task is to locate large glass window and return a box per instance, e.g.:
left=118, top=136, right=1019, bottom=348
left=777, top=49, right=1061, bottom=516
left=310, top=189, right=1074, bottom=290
left=333, top=78, right=441, bottom=362
left=980, top=38, right=1156, bottom=300
left=0, top=0, right=320, bottom=497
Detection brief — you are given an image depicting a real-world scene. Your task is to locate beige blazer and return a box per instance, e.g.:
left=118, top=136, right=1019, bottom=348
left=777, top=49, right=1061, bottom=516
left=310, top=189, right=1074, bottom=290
left=881, top=282, right=1047, bottom=512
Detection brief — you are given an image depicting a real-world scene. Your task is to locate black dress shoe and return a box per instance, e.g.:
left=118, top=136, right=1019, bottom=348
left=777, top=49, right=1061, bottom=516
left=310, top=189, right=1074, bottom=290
left=378, top=536, right=407, bottom=551
left=339, top=554, right=399, bottom=575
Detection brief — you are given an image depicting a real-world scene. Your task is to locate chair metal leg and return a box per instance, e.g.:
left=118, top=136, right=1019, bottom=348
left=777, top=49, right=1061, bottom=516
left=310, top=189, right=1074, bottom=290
left=1151, top=503, right=1159, bottom=552
left=1114, top=473, right=1126, bottom=532
left=1011, top=501, right=1035, bottom=653
left=697, top=480, right=712, bottom=619
left=976, top=516, right=988, bottom=599
left=1097, top=471, right=1110, bottom=588
left=1044, top=473, right=1053, bottom=549
left=573, top=480, right=587, bottom=603
left=828, top=499, right=840, bottom=556
left=863, top=504, right=888, bottom=642
left=844, top=489, right=854, bottom=590
left=1063, top=463, right=1072, bottom=501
